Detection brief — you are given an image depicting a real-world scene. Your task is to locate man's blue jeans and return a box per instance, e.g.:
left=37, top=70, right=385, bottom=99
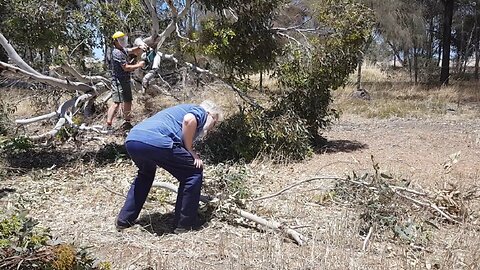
left=117, top=140, right=203, bottom=229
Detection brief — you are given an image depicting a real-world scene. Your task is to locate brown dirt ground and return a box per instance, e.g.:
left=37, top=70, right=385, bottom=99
left=1, top=95, right=480, bottom=269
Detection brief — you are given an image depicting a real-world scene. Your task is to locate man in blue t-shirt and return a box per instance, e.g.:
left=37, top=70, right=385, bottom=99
left=116, top=100, right=222, bottom=233
left=106, top=31, right=146, bottom=131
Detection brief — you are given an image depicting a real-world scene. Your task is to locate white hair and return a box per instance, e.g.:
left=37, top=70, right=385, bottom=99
left=200, top=100, right=223, bottom=121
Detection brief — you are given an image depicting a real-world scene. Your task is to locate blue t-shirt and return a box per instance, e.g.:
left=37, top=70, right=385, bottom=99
left=126, top=104, right=208, bottom=148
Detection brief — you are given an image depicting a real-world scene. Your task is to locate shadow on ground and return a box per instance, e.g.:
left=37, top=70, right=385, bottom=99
left=1, top=143, right=130, bottom=175
left=3, top=148, right=75, bottom=171
left=0, top=188, right=16, bottom=199
left=316, top=139, right=368, bottom=154
left=137, top=204, right=216, bottom=236
left=82, top=142, right=129, bottom=165
left=137, top=212, right=177, bottom=236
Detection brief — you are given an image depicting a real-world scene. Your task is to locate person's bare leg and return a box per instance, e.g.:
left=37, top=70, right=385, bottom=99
left=123, top=101, right=132, bottom=122
left=107, top=103, right=120, bottom=125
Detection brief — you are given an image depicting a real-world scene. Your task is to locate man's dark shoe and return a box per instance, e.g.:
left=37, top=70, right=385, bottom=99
left=104, top=124, right=116, bottom=134
left=116, top=219, right=135, bottom=231
left=173, top=227, right=190, bottom=234
left=120, top=121, right=133, bottom=131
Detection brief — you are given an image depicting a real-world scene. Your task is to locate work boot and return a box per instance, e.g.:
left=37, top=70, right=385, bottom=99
left=120, top=121, right=133, bottom=131
left=115, top=218, right=135, bottom=231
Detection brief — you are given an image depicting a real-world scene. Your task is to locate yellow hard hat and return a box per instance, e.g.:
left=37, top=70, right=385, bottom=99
left=112, top=31, right=125, bottom=39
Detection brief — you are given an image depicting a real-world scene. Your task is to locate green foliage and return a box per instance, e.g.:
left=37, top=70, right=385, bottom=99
left=93, top=0, right=151, bottom=46
left=203, top=163, right=252, bottom=210
left=199, top=106, right=312, bottom=163
left=0, top=211, right=109, bottom=269
left=319, top=156, right=440, bottom=247
left=274, top=0, right=374, bottom=140
left=0, top=0, right=96, bottom=65
left=197, top=0, right=283, bottom=76
left=0, top=136, right=34, bottom=155
left=1, top=0, right=66, bottom=50
left=0, top=212, right=50, bottom=251
left=200, top=0, right=373, bottom=162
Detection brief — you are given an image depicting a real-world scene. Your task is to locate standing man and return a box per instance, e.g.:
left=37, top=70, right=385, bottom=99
left=116, top=100, right=222, bottom=233
left=106, top=31, right=145, bottom=131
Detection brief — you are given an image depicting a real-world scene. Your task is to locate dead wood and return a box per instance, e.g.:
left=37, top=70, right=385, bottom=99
left=151, top=181, right=307, bottom=246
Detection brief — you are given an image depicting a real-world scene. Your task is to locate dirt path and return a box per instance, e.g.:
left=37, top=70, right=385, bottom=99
left=2, top=115, right=480, bottom=269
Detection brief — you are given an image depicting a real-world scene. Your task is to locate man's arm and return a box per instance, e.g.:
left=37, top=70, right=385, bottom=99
left=182, top=113, right=203, bottom=168
left=126, top=46, right=145, bottom=56
left=121, top=60, right=145, bottom=72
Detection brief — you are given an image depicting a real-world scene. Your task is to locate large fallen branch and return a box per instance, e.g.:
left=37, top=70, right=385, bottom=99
left=0, top=33, right=41, bottom=76
left=58, top=64, right=110, bottom=85
left=0, top=61, right=95, bottom=92
left=151, top=181, right=307, bottom=246
left=15, top=93, right=107, bottom=140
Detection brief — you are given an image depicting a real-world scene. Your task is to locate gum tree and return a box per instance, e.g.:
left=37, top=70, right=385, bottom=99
left=0, top=0, right=373, bottom=155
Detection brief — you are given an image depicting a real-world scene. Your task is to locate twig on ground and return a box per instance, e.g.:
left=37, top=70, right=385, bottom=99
left=251, top=176, right=345, bottom=202
left=362, top=226, right=374, bottom=251
left=99, top=183, right=126, bottom=198
left=394, top=191, right=459, bottom=223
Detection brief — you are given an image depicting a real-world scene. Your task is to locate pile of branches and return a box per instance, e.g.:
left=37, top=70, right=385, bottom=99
left=320, top=156, right=480, bottom=250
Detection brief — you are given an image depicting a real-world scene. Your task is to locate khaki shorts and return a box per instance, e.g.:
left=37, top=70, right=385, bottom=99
left=111, top=79, right=133, bottom=103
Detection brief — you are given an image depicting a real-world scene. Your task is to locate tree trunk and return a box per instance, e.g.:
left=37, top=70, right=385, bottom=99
left=427, top=18, right=434, bottom=60
left=356, top=60, right=362, bottom=90
left=440, top=0, right=454, bottom=85
left=414, top=47, right=418, bottom=84
left=259, top=69, right=263, bottom=91
left=406, top=49, right=412, bottom=82
left=0, top=46, right=8, bottom=63
left=475, top=4, right=479, bottom=80
left=437, top=39, right=443, bottom=67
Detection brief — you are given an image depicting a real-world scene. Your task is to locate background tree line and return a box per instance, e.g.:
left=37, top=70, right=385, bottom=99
left=1, top=0, right=477, bottom=83
left=360, top=0, right=480, bottom=85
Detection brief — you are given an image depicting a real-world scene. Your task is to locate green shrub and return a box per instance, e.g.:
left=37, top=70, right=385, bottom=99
left=204, top=162, right=252, bottom=201
left=0, top=211, right=109, bottom=269
left=0, top=96, right=16, bottom=136
left=199, top=107, right=312, bottom=163
left=0, top=136, right=34, bottom=155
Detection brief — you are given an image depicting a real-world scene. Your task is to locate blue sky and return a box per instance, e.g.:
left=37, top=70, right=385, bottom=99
left=93, top=47, right=104, bottom=60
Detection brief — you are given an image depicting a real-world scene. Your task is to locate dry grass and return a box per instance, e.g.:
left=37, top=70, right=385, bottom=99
left=1, top=71, right=480, bottom=269
left=336, top=66, right=480, bottom=119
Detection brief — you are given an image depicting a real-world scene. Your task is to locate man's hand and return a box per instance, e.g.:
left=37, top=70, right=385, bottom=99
left=190, top=151, right=203, bottom=168
left=182, top=113, right=203, bottom=168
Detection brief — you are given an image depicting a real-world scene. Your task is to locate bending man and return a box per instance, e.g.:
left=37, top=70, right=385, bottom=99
left=116, top=100, right=221, bottom=233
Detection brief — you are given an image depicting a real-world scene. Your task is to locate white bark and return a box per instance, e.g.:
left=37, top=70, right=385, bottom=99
left=15, top=112, right=58, bottom=125
left=0, top=33, right=41, bottom=76
left=60, top=64, right=109, bottom=85
left=233, top=208, right=306, bottom=246
left=137, top=0, right=192, bottom=91
left=0, top=61, right=94, bottom=92
left=28, top=118, right=66, bottom=140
